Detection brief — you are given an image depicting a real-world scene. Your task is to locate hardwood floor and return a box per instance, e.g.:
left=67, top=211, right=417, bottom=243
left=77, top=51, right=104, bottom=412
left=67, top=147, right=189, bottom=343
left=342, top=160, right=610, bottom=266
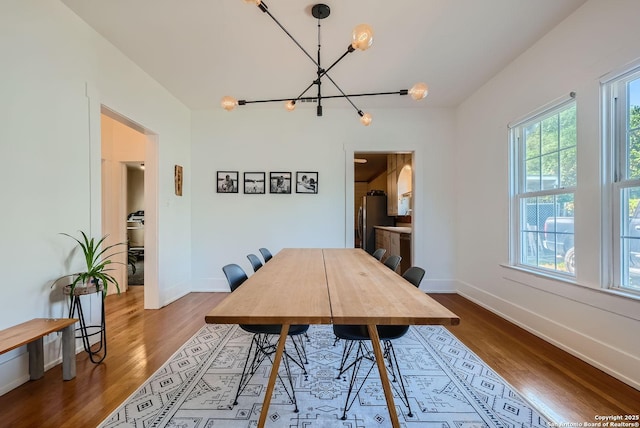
left=0, top=288, right=638, bottom=427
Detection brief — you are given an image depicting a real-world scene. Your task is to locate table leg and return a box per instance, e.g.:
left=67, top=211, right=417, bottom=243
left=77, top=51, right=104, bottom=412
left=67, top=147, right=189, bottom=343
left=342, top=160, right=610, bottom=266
left=367, top=324, right=400, bottom=428
left=27, top=338, right=44, bottom=380
left=61, top=323, right=76, bottom=380
left=257, top=323, right=290, bottom=428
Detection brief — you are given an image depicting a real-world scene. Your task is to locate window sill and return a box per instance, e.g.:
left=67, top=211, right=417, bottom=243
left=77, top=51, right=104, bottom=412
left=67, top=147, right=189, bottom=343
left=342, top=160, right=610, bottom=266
left=500, top=263, right=578, bottom=285
left=499, top=263, right=640, bottom=321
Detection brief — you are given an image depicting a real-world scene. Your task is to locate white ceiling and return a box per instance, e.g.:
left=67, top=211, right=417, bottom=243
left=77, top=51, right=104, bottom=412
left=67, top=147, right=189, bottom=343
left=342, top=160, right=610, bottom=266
left=60, top=0, right=587, bottom=111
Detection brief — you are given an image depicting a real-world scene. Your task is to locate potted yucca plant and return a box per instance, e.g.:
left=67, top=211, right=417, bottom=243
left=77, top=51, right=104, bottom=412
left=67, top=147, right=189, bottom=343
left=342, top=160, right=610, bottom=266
left=53, top=231, right=126, bottom=297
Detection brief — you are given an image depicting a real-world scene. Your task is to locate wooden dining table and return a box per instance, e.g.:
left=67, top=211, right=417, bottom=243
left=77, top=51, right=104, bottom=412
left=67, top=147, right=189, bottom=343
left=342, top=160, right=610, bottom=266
left=205, top=248, right=460, bottom=428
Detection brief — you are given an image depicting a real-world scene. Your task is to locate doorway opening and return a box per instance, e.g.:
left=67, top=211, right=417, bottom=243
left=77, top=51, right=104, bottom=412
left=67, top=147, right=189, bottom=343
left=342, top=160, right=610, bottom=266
left=354, top=152, right=414, bottom=272
left=100, top=106, right=157, bottom=304
left=126, top=164, right=145, bottom=286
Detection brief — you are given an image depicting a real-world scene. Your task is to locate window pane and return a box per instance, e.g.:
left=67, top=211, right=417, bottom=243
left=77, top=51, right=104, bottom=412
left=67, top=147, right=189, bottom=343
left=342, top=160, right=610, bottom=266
left=521, top=197, right=543, bottom=267
left=621, top=187, right=640, bottom=291
left=559, top=147, right=577, bottom=187
left=629, top=78, right=640, bottom=127
left=525, top=158, right=541, bottom=192
left=520, top=194, right=574, bottom=275
left=525, top=123, right=540, bottom=159
left=541, top=115, right=559, bottom=154
left=544, top=193, right=575, bottom=275
left=540, top=153, right=559, bottom=189
left=628, top=128, right=640, bottom=180
left=627, top=79, right=640, bottom=180
left=560, top=105, right=577, bottom=149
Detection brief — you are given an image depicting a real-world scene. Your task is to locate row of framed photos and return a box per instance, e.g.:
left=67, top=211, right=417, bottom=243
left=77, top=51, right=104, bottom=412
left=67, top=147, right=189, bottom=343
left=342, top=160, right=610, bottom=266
left=216, top=171, right=318, bottom=194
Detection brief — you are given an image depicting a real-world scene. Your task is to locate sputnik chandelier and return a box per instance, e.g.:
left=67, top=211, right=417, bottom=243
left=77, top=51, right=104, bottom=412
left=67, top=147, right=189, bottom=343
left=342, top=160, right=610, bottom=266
left=221, top=1, right=429, bottom=126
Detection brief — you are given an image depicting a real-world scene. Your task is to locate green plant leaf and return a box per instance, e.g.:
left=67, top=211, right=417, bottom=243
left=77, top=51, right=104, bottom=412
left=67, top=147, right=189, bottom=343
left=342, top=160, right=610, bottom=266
left=54, top=231, right=126, bottom=297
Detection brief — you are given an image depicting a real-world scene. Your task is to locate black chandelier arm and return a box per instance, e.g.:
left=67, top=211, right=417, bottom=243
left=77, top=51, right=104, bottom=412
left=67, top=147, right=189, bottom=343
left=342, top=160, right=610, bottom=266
left=276, top=44, right=357, bottom=111
left=255, top=1, right=319, bottom=69
left=325, top=90, right=409, bottom=99
left=250, top=2, right=370, bottom=117
left=237, top=89, right=409, bottom=106
left=321, top=71, right=362, bottom=114
left=324, top=45, right=356, bottom=75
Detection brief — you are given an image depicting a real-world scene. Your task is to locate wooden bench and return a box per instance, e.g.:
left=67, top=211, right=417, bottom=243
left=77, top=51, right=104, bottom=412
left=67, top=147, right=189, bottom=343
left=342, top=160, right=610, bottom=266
left=0, top=318, right=78, bottom=381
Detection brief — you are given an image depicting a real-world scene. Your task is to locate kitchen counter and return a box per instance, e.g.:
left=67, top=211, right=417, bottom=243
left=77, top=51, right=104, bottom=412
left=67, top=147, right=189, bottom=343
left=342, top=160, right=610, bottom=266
left=373, top=226, right=412, bottom=234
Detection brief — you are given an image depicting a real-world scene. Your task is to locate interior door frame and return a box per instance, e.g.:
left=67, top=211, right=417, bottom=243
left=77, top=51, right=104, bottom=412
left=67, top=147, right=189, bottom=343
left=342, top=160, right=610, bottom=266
left=344, top=143, right=421, bottom=270
left=87, top=87, right=160, bottom=309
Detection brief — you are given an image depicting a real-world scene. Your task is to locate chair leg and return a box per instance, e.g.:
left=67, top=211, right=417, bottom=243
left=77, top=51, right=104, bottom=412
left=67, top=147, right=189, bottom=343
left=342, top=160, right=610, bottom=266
left=233, top=333, right=270, bottom=406
left=340, top=341, right=377, bottom=420
left=232, top=333, right=301, bottom=412
left=280, top=345, right=299, bottom=413
left=383, top=340, right=413, bottom=417
left=337, top=339, right=374, bottom=379
left=336, top=339, right=360, bottom=379
left=338, top=340, right=413, bottom=420
left=285, top=334, right=308, bottom=377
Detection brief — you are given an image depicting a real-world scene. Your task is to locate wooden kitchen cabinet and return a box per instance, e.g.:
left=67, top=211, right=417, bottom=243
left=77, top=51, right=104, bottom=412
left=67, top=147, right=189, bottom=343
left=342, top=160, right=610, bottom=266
left=386, top=153, right=412, bottom=216
left=389, top=232, right=400, bottom=260
left=386, top=170, right=397, bottom=216
left=374, top=227, right=405, bottom=273
left=375, top=229, right=390, bottom=258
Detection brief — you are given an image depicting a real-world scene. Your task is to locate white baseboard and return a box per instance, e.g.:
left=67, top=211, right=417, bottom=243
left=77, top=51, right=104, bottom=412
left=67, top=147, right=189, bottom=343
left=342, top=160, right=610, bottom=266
left=421, top=278, right=459, bottom=293
left=456, top=281, right=640, bottom=390
left=190, top=278, right=231, bottom=293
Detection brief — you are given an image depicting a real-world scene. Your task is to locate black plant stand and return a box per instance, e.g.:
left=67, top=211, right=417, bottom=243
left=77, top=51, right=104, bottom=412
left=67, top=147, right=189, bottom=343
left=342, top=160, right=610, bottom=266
left=64, top=283, right=107, bottom=364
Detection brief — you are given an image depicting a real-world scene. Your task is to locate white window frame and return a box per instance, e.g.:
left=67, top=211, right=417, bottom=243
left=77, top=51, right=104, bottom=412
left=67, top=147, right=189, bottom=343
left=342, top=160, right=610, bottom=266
left=602, top=60, right=640, bottom=296
left=509, top=93, right=577, bottom=278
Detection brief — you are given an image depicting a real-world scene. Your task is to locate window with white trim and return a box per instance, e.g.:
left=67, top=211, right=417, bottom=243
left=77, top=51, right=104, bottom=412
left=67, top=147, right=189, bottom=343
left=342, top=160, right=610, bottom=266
left=510, top=97, right=577, bottom=276
left=603, top=65, right=640, bottom=294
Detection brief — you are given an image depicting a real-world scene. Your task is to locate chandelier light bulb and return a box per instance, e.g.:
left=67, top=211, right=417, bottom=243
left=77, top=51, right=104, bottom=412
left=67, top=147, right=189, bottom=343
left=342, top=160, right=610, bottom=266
left=285, top=100, right=296, bottom=111
left=242, top=0, right=261, bottom=5
left=351, top=24, right=374, bottom=51
left=221, top=96, right=238, bottom=111
left=360, top=112, right=372, bottom=126
left=409, top=82, right=429, bottom=100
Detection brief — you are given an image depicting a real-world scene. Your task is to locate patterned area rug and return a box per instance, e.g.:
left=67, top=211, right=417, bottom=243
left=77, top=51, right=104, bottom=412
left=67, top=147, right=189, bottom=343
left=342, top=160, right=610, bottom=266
left=99, top=324, right=551, bottom=428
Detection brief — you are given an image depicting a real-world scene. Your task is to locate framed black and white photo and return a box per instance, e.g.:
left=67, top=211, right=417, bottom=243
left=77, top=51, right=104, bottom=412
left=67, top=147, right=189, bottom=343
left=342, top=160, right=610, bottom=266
left=216, top=171, right=238, bottom=193
left=244, top=172, right=265, bottom=194
left=269, top=172, right=291, bottom=194
left=296, top=171, right=318, bottom=194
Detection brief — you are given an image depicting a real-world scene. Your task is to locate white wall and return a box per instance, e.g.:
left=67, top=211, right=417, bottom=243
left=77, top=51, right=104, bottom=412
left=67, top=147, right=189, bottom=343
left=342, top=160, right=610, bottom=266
left=0, top=0, right=191, bottom=394
left=190, top=106, right=456, bottom=292
left=455, top=0, right=640, bottom=390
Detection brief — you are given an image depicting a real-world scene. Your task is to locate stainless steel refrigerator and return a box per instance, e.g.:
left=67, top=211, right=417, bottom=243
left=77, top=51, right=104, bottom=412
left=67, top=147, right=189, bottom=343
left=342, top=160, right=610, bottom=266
left=358, top=195, right=395, bottom=254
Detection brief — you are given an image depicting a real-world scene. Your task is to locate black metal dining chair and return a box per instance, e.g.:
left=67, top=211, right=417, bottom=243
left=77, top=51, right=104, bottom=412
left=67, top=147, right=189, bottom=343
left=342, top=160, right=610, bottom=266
left=221, top=263, right=308, bottom=411
left=333, top=266, right=426, bottom=420
left=259, top=247, right=273, bottom=263
left=383, top=254, right=402, bottom=271
left=246, top=253, right=263, bottom=272
left=371, top=248, right=386, bottom=261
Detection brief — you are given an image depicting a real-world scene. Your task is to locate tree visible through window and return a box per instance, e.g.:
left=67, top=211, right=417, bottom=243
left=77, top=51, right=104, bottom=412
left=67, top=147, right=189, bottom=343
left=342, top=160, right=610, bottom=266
left=510, top=99, right=577, bottom=276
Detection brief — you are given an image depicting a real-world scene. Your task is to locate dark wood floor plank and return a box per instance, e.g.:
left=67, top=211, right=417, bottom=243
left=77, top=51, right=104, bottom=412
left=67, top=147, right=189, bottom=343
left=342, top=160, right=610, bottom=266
left=0, top=289, right=637, bottom=427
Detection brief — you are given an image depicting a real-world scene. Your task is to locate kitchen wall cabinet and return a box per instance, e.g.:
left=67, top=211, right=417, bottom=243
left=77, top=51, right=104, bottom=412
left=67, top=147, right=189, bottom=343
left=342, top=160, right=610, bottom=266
left=386, top=153, right=412, bottom=216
